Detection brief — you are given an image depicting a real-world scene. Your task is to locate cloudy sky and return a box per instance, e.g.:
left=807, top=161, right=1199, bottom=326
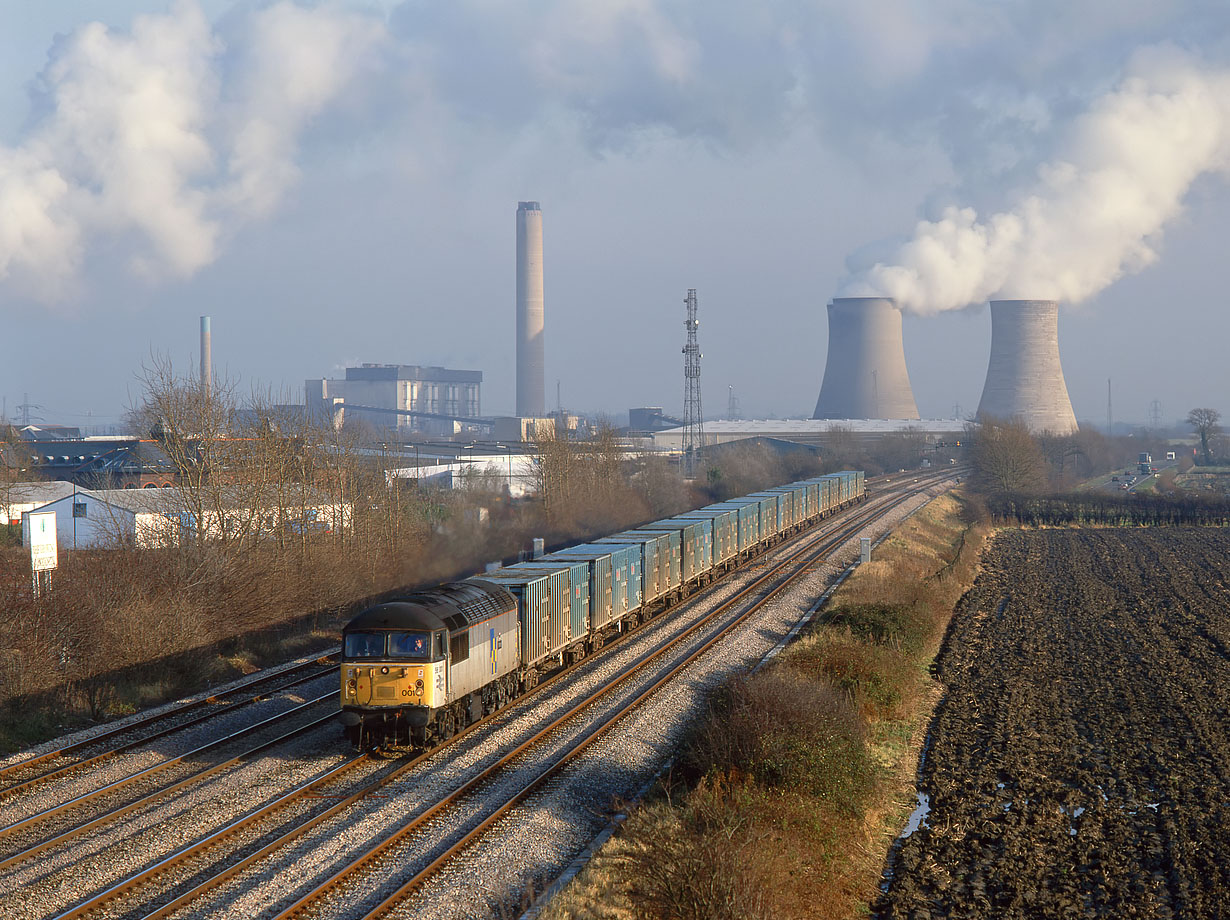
left=2, top=0, right=1229, bottom=431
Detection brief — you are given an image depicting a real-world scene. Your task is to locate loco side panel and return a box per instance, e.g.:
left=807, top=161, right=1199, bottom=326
left=445, top=604, right=520, bottom=702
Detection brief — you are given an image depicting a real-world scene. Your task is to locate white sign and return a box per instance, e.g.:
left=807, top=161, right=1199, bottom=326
left=25, top=511, right=58, bottom=573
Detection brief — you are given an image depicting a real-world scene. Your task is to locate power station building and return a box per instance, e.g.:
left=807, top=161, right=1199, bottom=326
left=306, top=364, right=483, bottom=434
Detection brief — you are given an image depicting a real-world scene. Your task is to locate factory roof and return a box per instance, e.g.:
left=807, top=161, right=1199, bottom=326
left=660, top=418, right=967, bottom=435
left=651, top=418, right=968, bottom=451
left=344, top=364, right=482, bottom=383
left=2, top=481, right=79, bottom=506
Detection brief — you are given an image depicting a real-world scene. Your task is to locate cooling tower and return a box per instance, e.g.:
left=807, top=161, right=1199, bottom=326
left=516, top=201, right=545, bottom=417
left=976, top=299, right=1078, bottom=434
left=813, top=297, right=920, bottom=420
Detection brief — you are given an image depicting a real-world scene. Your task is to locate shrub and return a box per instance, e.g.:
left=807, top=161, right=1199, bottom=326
left=824, top=601, right=930, bottom=656
left=789, top=632, right=911, bottom=717
left=685, top=669, right=874, bottom=808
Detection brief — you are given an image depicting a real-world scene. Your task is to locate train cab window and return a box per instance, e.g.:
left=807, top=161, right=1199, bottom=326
left=344, top=632, right=385, bottom=658
left=388, top=631, right=432, bottom=660
left=436, top=632, right=448, bottom=660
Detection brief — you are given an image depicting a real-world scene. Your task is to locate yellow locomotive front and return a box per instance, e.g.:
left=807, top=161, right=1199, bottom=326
left=339, top=601, right=449, bottom=747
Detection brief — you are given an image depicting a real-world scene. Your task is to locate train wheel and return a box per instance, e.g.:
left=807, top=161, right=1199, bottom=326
left=437, top=709, right=456, bottom=742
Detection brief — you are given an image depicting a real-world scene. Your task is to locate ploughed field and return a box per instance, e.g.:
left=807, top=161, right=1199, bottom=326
left=878, top=528, right=1230, bottom=919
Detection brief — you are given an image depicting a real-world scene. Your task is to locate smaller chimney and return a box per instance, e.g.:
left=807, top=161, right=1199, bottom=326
left=200, top=316, right=212, bottom=398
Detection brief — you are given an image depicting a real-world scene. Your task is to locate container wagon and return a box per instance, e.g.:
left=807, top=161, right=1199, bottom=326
left=472, top=566, right=574, bottom=687
left=507, top=560, right=592, bottom=663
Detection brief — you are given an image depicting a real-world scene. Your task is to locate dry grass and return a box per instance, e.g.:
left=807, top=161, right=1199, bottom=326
left=540, top=490, right=990, bottom=920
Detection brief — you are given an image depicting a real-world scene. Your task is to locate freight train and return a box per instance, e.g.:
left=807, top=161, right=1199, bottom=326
left=339, top=471, right=865, bottom=748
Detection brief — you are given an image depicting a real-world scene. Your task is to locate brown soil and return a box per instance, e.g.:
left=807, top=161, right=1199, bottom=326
left=876, top=528, right=1230, bottom=919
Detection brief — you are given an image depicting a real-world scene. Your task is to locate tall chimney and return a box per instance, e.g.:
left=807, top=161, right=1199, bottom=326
left=516, top=201, right=545, bottom=417
left=200, top=315, right=212, bottom=399
left=976, top=299, right=1078, bottom=434
left=813, top=297, right=920, bottom=420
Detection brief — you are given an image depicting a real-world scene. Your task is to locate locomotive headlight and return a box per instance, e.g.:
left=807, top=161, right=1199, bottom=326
left=415, top=679, right=424, bottom=691
left=346, top=679, right=356, bottom=695
left=380, top=666, right=389, bottom=675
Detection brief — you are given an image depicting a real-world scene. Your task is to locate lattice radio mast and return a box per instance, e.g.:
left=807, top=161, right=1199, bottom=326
left=682, top=289, right=705, bottom=478
left=1148, top=399, right=1163, bottom=430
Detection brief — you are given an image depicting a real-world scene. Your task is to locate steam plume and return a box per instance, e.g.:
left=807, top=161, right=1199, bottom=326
left=0, top=1, right=383, bottom=300
left=840, top=46, right=1230, bottom=314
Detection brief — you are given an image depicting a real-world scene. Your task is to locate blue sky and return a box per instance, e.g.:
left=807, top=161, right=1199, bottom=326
left=2, top=1, right=1229, bottom=430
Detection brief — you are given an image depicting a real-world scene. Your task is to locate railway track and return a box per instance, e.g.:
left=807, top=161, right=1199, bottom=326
left=259, top=478, right=941, bottom=920
left=6, top=473, right=952, bottom=920
left=0, top=693, right=338, bottom=874
left=0, top=654, right=338, bottom=794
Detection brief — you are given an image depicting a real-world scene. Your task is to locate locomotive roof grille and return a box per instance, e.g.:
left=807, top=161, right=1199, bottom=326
left=344, top=581, right=516, bottom=636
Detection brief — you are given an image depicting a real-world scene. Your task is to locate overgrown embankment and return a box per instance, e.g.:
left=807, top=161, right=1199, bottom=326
left=540, top=490, right=989, bottom=920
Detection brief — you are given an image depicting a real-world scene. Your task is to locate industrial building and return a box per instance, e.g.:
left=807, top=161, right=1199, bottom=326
left=628, top=407, right=684, bottom=434
left=306, top=364, right=483, bottom=435
left=387, top=451, right=539, bottom=498
left=2, top=432, right=179, bottom=490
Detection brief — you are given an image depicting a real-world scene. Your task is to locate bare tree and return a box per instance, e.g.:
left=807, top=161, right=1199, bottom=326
left=634, top=452, right=692, bottom=518
left=1034, top=430, right=1090, bottom=488
left=967, top=416, right=1048, bottom=495
left=870, top=427, right=928, bottom=472
left=531, top=422, right=577, bottom=528
left=128, top=354, right=246, bottom=560
left=234, top=389, right=315, bottom=553
left=0, top=423, right=29, bottom=543
left=1186, top=408, right=1222, bottom=465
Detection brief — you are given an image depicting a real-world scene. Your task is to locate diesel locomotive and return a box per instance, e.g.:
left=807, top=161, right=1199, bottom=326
left=339, top=470, right=865, bottom=748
